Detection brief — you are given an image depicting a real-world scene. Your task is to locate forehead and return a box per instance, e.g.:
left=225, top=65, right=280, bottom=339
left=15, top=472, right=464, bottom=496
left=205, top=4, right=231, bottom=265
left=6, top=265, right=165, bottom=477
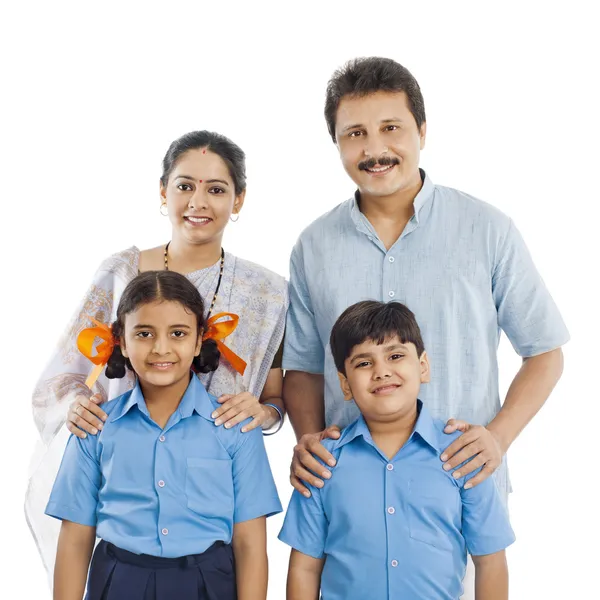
left=125, top=300, right=197, bottom=326
left=348, top=335, right=415, bottom=357
left=171, top=149, right=232, bottom=181
left=336, top=91, right=414, bottom=130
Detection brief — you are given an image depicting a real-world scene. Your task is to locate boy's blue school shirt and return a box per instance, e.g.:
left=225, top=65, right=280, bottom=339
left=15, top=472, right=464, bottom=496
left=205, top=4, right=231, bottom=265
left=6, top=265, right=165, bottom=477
left=278, top=401, right=515, bottom=600
left=46, top=374, right=282, bottom=557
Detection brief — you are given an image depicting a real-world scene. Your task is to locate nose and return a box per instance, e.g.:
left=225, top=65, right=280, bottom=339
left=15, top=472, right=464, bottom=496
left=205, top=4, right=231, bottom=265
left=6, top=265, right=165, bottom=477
left=151, top=335, right=170, bottom=355
left=372, top=361, right=393, bottom=381
left=363, top=132, right=389, bottom=159
left=188, top=189, right=208, bottom=210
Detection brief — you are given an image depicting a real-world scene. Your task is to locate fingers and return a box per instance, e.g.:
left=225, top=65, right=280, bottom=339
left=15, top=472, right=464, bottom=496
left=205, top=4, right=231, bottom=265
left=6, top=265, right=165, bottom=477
left=290, top=456, right=325, bottom=493
left=290, top=472, right=312, bottom=498
left=78, top=396, right=108, bottom=425
left=213, top=396, right=261, bottom=429
left=67, top=396, right=105, bottom=436
left=443, top=440, right=484, bottom=474
left=440, top=427, right=478, bottom=462
left=212, top=393, right=247, bottom=420
left=464, top=464, right=496, bottom=489
left=444, top=418, right=470, bottom=434
left=449, top=452, right=486, bottom=479
left=216, top=394, right=234, bottom=405
left=66, top=420, right=88, bottom=439
left=240, top=416, right=262, bottom=434
left=295, top=440, right=334, bottom=477
left=322, top=425, right=341, bottom=440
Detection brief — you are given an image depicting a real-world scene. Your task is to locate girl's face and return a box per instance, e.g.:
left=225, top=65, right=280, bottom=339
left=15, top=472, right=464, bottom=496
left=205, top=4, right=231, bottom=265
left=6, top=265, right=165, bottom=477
left=161, top=148, right=245, bottom=246
left=120, top=300, right=202, bottom=389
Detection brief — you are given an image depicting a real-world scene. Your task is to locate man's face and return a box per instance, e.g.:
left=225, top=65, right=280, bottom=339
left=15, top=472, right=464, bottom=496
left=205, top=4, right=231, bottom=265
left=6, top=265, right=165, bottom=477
left=335, top=91, right=426, bottom=198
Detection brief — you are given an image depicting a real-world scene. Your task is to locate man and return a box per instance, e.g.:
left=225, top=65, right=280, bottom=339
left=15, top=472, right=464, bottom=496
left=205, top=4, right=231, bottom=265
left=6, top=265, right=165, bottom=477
left=282, top=57, right=568, bottom=597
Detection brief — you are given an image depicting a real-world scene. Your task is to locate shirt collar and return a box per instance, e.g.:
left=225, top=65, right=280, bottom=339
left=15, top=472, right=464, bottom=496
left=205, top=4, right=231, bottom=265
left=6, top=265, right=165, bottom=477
left=334, top=400, right=440, bottom=453
left=350, top=168, right=435, bottom=228
left=110, top=374, right=216, bottom=423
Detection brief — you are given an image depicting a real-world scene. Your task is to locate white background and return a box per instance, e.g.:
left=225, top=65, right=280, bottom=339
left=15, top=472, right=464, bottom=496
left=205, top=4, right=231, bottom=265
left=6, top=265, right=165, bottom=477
left=1, top=1, right=598, bottom=597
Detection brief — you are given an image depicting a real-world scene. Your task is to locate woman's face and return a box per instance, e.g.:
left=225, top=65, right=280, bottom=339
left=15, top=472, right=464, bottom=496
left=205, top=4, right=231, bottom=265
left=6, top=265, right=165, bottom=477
left=161, top=148, right=245, bottom=246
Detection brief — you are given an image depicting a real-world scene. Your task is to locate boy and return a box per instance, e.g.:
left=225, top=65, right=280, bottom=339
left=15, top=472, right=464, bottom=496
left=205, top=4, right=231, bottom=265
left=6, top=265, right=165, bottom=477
left=279, top=300, right=515, bottom=600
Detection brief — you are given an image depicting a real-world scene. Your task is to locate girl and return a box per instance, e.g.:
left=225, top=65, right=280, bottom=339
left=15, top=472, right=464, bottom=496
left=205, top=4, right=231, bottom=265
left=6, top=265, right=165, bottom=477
left=46, top=270, right=281, bottom=600
left=27, top=131, right=287, bottom=574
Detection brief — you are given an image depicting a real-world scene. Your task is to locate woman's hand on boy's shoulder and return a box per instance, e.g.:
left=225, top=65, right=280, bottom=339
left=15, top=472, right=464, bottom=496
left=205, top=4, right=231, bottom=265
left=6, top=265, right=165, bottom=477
left=212, top=392, right=274, bottom=433
left=440, top=419, right=504, bottom=489
left=67, top=392, right=108, bottom=439
left=290, top=426, right=341, bottom=498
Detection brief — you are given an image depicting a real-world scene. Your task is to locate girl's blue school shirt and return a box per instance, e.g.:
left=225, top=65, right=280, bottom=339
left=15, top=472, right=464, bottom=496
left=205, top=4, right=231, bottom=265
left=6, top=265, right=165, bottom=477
left=45, top=375, right=282, bottom=557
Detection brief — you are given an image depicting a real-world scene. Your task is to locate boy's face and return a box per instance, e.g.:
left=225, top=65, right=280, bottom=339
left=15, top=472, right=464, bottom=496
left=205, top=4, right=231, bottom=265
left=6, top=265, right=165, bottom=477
left=338, top=336, right=430, bottom=421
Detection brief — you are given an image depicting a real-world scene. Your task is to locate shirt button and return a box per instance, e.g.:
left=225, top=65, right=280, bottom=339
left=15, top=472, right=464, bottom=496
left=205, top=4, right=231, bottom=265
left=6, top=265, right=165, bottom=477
left=388, top=256, right=395, bottom=263
left=391, top=559, right=399, bottom=567
left=161, top=528, right=169, bottom=536
left=386, top=463, right=394, bottom=471
left=158, top=480, right=165, bottom=488
left=159, top=435, right=166, bottom=442
left=387, top=506, right=396, bottom=515
left=388, top=291, right=395, bottom=298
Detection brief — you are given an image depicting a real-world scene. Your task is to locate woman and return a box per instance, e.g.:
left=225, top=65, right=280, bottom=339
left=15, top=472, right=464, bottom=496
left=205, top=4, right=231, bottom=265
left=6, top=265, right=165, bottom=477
left=26, top=130, right=288, bottom=578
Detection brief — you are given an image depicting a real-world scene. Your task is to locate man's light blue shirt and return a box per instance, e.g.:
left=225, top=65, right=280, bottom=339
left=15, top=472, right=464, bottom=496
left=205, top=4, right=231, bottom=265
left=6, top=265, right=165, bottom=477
left=46, top=375, right=282, bottom=557
left=278, top=401, right=515, bottom=600
left=282, top=171, right=569, bottom=496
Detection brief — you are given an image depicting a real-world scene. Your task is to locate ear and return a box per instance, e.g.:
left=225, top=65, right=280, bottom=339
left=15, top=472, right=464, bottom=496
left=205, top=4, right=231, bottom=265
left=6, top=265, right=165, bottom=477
left=419, top=121, right=427, bottom=150
left=159, top=180, right=167, bottom=203
left=337, top=371, right=354, bottom=401
left=419, top=350, right=430, bottom=383
left=120, top=336, right=128, bottom=358
left=232, top=189, right=246, bottom=215
left=194, top=334, right=202, bottom=357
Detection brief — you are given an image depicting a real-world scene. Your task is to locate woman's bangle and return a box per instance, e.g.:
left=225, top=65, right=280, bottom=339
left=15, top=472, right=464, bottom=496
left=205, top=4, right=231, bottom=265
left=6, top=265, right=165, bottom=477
left=261, top=403, right=284, bottom=436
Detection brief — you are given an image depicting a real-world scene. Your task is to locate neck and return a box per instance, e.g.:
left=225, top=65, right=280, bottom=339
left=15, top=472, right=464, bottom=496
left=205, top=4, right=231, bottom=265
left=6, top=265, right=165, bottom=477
left=359, top=170, right=423, bottom=222
left=168, top=234, right=223, bottom=272
left=139, top=373, right=191, bottom=429
left=366, top=402, right=419, bottom=460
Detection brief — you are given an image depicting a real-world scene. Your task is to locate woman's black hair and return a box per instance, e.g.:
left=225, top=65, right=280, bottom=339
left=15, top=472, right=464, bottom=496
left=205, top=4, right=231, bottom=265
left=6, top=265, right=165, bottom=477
left=160, top=130, right=247, bottom=196
left=105, top=271, right=220, bottom=379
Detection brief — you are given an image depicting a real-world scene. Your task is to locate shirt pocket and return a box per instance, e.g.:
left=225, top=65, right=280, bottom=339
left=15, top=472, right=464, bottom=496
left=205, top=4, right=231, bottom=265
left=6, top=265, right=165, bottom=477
left=407, top=477, right=458, bottom=552
left=185, top=457, right=234, bottom=520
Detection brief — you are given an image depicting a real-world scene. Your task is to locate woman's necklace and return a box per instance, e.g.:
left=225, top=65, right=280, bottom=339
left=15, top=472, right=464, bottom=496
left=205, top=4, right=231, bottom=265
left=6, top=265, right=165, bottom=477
left=163, top=242, right=225, bottom=319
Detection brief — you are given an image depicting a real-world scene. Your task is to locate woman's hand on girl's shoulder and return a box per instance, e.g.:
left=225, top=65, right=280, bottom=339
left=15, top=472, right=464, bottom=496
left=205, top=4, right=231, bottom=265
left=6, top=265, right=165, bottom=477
left=67, top=392, right=107, bottom=439
left=212, top=392, right=275, bottom=433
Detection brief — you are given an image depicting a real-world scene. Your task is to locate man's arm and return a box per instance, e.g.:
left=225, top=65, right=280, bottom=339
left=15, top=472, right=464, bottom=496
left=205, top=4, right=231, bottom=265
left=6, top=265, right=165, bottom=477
left=283, top=370, right=325, bottom=440
left=54, top=521, right=96, bottom=600
left=286, top=549, right=324, bottom=600
left=472, top=551, right=509, bottom=600
left=488, top=347, right=564, bottom=451
left=442, top=347, right=564, bottom=485
left=232, top=518, right=268, bottom=600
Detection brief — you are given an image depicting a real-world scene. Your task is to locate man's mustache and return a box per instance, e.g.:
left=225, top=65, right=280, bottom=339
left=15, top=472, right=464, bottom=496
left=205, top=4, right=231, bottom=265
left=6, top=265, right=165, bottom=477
left=358, top=156, right=400, bottom=171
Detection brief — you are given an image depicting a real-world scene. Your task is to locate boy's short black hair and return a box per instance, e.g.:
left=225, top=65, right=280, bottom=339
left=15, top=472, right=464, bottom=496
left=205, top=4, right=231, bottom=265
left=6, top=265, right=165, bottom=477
left=330, top=300, right=425, bottom=375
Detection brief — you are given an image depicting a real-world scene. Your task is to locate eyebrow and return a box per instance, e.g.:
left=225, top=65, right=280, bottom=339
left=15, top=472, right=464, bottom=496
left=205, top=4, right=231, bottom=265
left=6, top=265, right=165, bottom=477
left=132, top=324, right=192, bottom=330
left=341, top=118, right=404, bottom=134
left=350, top=344, right=408, bottom=362
left=174, top=175, right=229, bottom=186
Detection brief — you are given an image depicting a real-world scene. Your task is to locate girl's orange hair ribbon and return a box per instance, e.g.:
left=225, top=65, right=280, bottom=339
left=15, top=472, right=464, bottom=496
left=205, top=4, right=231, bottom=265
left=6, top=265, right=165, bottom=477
left=203, top=312, right=247, bottom=376
left=76, top=316, right=115, bottom=389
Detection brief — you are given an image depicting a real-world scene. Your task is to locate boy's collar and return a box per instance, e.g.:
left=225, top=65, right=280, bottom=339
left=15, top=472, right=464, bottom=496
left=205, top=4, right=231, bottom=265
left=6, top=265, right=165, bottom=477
left=336, top=400, right=440, bottom=452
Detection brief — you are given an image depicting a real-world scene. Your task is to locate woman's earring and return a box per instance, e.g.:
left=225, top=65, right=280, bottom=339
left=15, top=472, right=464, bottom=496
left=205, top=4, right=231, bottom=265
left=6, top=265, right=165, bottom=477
left=230, top=213, right=240, bottom=222
left=160, top=202, right=168, bottom=216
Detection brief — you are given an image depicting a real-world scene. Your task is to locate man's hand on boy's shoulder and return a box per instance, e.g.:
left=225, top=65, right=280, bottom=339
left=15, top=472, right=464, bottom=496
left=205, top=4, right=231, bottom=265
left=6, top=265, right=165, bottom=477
left=290, top=426, right=341, bottom=498
left=440, top=419, right=504, bottom=489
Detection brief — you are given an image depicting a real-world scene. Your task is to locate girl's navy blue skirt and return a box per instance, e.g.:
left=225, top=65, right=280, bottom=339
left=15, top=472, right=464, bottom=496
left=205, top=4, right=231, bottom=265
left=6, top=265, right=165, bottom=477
left=85, top=540, right=237, bottom=600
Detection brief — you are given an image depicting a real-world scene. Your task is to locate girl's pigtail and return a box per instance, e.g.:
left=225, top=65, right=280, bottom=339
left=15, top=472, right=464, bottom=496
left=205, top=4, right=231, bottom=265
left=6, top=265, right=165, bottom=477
left=105, top=322, right=130, bottom=379
left=193, top=338, right=220, bottom=374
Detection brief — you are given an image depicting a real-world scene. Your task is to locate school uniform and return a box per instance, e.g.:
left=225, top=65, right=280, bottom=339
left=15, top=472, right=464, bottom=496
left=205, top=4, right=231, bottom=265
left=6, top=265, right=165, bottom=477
left=278, top=401, right=515, bottom=600
left=46, top=374, right=282, bottom=600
